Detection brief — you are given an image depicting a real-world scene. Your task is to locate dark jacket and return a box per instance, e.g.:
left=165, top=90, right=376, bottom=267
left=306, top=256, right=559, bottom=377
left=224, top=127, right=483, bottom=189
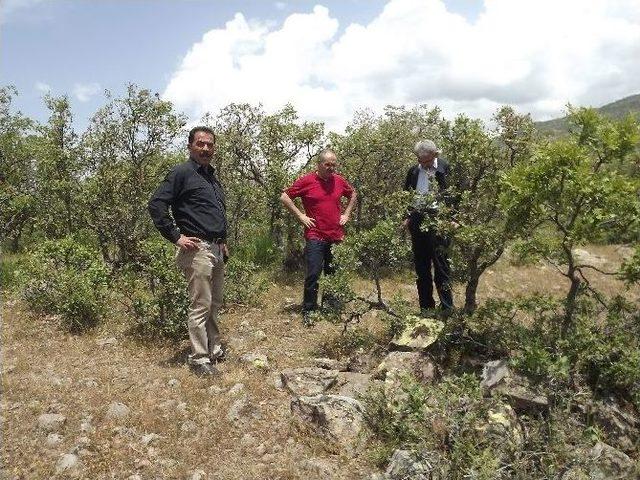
left=403, top=158, right=451, bottom=229
left=148, top=158, right=227, bottom=243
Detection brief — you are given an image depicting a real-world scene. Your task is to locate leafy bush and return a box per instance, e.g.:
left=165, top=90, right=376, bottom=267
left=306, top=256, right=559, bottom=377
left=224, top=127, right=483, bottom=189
left=224, top=256, right=269, bottom=306
left=123, top=239, right=188, bottom=340
left=314, top=326, right=377, bottom=359
left=20, top=237, right=109, bottom=331
left=0, top=252, right=25, bottom=292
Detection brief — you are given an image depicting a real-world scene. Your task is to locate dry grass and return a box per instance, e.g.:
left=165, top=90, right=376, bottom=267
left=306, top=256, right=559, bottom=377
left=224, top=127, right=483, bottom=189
left=1, top=244, right=637, bottom=479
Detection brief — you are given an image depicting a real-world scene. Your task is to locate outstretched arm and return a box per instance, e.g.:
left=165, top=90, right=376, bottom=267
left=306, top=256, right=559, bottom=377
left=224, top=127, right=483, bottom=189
left=280, top=192, right=316, bottom=229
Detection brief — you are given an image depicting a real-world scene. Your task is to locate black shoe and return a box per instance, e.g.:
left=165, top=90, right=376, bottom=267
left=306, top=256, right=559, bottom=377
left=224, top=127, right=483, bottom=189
left=189, top=362, right=219, bottom=377
left=210, top=344, right=227, bottom=363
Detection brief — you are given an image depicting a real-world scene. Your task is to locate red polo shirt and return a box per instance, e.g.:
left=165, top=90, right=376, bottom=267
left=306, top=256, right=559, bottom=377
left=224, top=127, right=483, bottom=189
left=285, top=172, right=354, bottom=242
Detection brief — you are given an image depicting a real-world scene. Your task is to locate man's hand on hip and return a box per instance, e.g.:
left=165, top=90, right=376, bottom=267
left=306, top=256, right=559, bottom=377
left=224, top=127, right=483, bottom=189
left=298, top=214, right=316, bottom=229
left=176, top=235, right=200, bottom=251
left=339, top=214, right=350, bottom=226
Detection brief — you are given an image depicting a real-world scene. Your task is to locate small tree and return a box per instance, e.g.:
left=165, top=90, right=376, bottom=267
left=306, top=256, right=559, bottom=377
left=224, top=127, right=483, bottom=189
left=502, top=107, right=640, bottom=335
left=81, top=85, right=186, bottom=266
left=438, top=107, right=535, bottom=313
left=0, top=86, right=36, bottom=249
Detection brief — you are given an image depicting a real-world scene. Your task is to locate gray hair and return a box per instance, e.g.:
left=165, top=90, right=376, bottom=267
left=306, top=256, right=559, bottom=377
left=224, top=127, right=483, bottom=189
left=414, top=140, right=439, bottom=157
left=317, top=148, right=337, bottom=163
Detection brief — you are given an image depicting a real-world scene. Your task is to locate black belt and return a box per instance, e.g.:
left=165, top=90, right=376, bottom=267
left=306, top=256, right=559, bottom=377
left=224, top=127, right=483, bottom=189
left=184, top=232, right=226, bottom=244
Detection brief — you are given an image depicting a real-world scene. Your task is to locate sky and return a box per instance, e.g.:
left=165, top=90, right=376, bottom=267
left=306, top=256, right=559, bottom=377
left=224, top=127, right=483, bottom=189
left=1, top=0, right=639, bottom=133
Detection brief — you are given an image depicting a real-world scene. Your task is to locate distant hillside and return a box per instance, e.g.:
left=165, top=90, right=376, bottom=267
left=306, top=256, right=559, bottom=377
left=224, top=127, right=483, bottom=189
left=535, top=93, right=640, bottom=135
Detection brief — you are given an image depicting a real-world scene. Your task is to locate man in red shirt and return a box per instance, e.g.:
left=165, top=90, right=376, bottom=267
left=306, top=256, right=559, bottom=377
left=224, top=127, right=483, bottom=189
left=280, top=149, right=357, bottom=325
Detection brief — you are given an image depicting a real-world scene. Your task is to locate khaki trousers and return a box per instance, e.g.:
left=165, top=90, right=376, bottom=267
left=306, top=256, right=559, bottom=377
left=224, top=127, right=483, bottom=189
left=176, top=242, right=224, bottom=365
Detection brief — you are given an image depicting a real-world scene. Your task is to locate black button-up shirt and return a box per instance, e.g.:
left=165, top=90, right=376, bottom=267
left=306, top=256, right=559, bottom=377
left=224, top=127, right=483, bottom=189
left=148, top=158, right=227, bottom=243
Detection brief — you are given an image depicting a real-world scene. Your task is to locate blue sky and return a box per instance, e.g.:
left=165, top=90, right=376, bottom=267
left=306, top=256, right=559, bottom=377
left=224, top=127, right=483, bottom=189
left=1, top=0, right=638, bottom=132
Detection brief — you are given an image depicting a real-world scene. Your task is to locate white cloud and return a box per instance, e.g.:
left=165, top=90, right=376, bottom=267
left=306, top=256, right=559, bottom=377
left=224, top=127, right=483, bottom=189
left=163, top=0, right=640, bottom=132
left=73, top=83, right=101, bottom=103
left=35, top=82, right=51, bottom=94
left=1, top=0, right=46, bottom=23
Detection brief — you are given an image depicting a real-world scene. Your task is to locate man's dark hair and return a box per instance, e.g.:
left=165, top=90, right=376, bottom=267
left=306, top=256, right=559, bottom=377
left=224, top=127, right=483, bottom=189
left=188, top=126, right=216, bottom=145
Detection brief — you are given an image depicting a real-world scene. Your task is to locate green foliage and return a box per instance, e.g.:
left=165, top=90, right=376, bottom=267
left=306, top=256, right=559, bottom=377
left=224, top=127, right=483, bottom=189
left=123, top=238, right=188, bottom=340
left=0, top=86, right=36, bottom=249
left=314, top=326, right=377, bottom=359
left=0, top=253, right=25, bottom=291
left=82, top=84, right=186, bottom=266
left=224, top=256, right=269, bottom=306
left=620, top=244, right=640, bottom=285
left=19, top=237, right=110, bottom=331
left=502, top=108, right=640, bottom=331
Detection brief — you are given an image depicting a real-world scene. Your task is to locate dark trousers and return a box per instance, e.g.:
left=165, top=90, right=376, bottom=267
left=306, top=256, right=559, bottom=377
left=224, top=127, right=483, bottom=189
left=303, top=239, right=335, bottom=312
left=409, top=226, right=454, bottom=311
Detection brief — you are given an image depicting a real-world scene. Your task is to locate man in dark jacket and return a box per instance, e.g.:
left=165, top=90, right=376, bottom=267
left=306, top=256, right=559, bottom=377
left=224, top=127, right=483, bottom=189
left=402, top=140, right=454, bottom=313
left=148, top=126, right=228, bottom=376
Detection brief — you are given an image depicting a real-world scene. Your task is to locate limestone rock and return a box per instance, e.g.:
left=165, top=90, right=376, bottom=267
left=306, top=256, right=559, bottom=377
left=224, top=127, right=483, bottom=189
left=227, top=396, right=261, bottom=424
left=56, top=453, right=81, bottom=476
left=291, top=394, right=366, bottom=454
left=240, top=352, right=269, bottom=370
left=589, top=442, right=636, bottom=479
left=46, top=433, right=63, bottom=448
left=390, top=316, right=444, bottom=351
left=227, top=383, right=245, bottom=396
left=480, top=359, right=510, bottom=390
left=334, top=372, right=375, bottom=398
left=106, top=402, right=131, bottom=420
left=280, top=367, right=339, bottom=396
left=375, top=351, right=437, bottom=383
left=189, top=468, right=207, bottom=480
left=311, top=357, right=349, bottom=371
left=37, top=413, right=66, bottom=432
left=96, top=337, right=117, bottom=347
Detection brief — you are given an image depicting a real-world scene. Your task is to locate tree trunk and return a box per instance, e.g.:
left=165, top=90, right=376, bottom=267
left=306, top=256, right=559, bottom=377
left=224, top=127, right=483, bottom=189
left=562, top=270, right=581, bottom=338
left=464, top=273, right=480, bottom=314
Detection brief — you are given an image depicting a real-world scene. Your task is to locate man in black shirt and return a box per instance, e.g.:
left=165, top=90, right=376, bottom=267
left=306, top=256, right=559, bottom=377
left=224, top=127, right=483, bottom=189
left=149, top=126, right=228, bottom=376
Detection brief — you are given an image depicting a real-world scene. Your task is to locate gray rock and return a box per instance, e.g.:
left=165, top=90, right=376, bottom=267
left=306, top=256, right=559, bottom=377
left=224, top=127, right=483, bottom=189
left=240, top=352, right=269, bottom=370
left=573, top=248, right=607, bottom=266
left=280, top=367, right=339, bottom=396
left=167, top=378, right=180, bottom=388
left=589, top=442, right=636, bottom=479
left=480, top=361, right=549, bottom=414
left=253, top=330, right=267, bottom=342
left=96, top=337, right=117, bottom=346
left=227, top=383, right=245, bottom=396
left=592, top=397, right=639, bottom=450
left=227, top=396, right=261, bottom=424
left=180, top=420, right=197, bottom=434
left=45, top=433, right=63, bottom=448
left=106, top=402, right=131, bottom=420
left=375, top=351, right=437, bottom=383
left=390, top=316, right=444, bottom=351
left=208, top=385, right=225, bottom=395
left=56, top=453, right=81, bottom=476
left=141, top=433, right=162, bottom=445
left=240, top=433, right=257, bottom=447
left=271, top=372, right=285, bottom=390
left=291, top=394, right=366, bottom=454
left=386, top=450, right=430, bottom=479
left=334, top=372, right=375, bottom=398
left=127, top=475, right=143, bottom=480
left=480, top=359, right=510, bottom=390
left=189, top=468, right=207, bottom=480
left=37, top=413, right=66, bottom=432
left=255, top=443, right=267, bottom=456
left=311, top=357, right=349, bottom=371
left=300, top=458, right=338, bottom=479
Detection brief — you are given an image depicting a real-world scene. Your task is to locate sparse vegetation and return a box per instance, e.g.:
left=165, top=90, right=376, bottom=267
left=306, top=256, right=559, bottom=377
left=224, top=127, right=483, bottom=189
left=2, top=84, right=639, bottom=478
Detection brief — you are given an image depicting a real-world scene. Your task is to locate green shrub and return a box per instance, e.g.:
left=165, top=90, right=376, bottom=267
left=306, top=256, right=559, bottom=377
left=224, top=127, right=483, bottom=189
left=0, top=253, right=25, bottom=292
left=224, top=256, right=269, bottom=306
left=19, top=237, right=109, bottom=331
left=123, top=239, right=189, bottom=340
left=314, top=326, right=377, bottom=359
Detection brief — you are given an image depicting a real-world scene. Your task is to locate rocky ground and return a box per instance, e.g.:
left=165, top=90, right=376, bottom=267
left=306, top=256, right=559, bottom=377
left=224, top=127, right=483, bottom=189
left=1, top=245, right=638, bottom=479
